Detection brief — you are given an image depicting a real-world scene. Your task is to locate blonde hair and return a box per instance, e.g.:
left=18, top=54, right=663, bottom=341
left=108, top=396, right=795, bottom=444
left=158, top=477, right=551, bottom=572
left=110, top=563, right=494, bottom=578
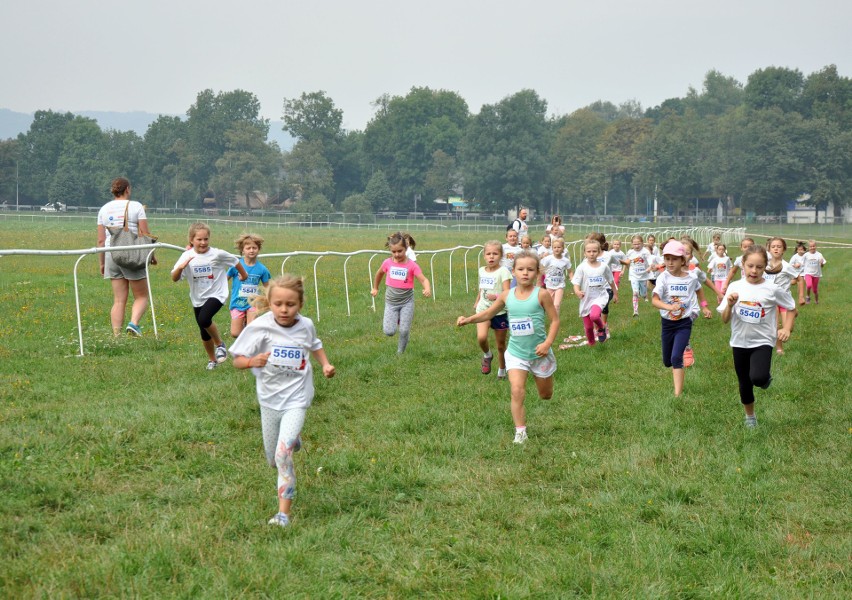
left=483, top=240, right=503, bottom=255
left=251, top=274, right=305, bottom=313
left=513, top=249, right=540, bottom=273
left=188, top=222, right=210, bottom=241
left=235, top=233, right=265, bottom=253
left=520, top=235, right=533, bottom=247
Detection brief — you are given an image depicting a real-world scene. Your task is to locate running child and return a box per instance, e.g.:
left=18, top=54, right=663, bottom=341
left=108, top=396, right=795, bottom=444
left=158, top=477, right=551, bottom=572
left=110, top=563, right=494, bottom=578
left=520, top=235, right=533, bottom=251
left=764, top=237, right=802, bottom=354
left=802, top=240, right=827, bottom=304
left=473, top=241, right=512, bottom=379
left=788, top=242, right=807, bottom=304
left=457, top=250, right=559, bottom=445
left=707, top=243, right=732, bottom=295
left=609, top=239, right=626, bottom=289
left=625, top=235, right=653, bottom=317
left=537, top=234, right=552, bottom=258
left=571, top=239, right=617, bottom=346
left=229, top=275, right=336, bottom=527
left=371, top=231, right=432, bottom=354
left=228, top=233, right=272, bottom=338
left=680, top=238, right=718, bottom=368
left=541, top=238, right=573, bottom=315
left=502, top=228, right=521, bottom=287
left=402, top=232, right=418, bottom=261
left=172, top=223, right=248, bottom=370
left=646, top=234, right=662, bottom=301
left=719, top=245, right=795, bottom=427
left=651, top=241, right=711, bottom=397
left=721, top=237, right=756, bottom=293
left=589, top=231, right=617, bottom=338
left=704, top=233, right=722, bottom=261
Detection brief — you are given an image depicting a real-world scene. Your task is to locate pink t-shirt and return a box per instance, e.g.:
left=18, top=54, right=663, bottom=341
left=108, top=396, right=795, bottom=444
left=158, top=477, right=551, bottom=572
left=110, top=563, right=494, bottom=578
left=381, top=258, right=422, bottom=289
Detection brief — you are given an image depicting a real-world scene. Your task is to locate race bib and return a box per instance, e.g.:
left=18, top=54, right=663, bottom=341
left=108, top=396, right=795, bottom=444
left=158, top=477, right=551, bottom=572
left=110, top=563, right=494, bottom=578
left=479, top=275, right=497, bottom=290
left=588, top=275, right=604, bottom=287
left=268, top=345, right=305, bottom=370
left=509, top=317, right=535, bottom=336
left=388, top=266, right=408, bottom=282
left=238, top=283, right=259, bottom=298
left=192, top=265, right=213, bottom=279
left=763, top=273, right=776, bottom=284
left=547, top=275, right=564, bottom=286
left=736, top=303, right=763, bottom=324
left=668, top=283, right=689, bottom=296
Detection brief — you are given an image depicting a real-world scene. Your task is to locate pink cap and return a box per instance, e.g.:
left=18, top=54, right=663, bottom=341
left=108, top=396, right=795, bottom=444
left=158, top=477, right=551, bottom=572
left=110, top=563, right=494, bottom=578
left=662, top=240, right=685, bottom=257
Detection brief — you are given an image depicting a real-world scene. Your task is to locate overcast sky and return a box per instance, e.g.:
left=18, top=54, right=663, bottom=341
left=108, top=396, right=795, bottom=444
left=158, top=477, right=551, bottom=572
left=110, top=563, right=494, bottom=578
left=2, top=0, right=849, bottom=131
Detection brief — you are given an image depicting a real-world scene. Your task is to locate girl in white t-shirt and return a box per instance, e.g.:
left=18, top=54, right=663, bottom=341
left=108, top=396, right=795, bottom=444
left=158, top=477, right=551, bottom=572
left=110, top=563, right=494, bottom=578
left=624, top=235, right=652, bottom=317
left=609, top=239, right=626, bottom=289
left=706, top=243, right=732, bottom=294
left=720, top=245, right=795, bottom=428
left=764, top=237, right=802, bottom=355
left=172, top=223, right=248, bottom=370
left=788, top=241, right=806, bottom=284
left=230, top=275, right=336, bottom=528
left=502, top=229, right=521, bottom=285
left=571, top=239, right=617, bottom=346
left=541, top=238, right=573, bottom=315
left=472, top=241, right=513, bottom=379
left=651, top=241, right=711, bottom=397
left=536, top=234, right=552, bottom=258
left=802, top=239, right=827, bottom=304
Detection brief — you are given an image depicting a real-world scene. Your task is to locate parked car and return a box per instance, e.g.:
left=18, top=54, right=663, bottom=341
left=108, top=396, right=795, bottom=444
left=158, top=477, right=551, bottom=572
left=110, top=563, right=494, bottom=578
left=40, top=202, right=67, bottom=212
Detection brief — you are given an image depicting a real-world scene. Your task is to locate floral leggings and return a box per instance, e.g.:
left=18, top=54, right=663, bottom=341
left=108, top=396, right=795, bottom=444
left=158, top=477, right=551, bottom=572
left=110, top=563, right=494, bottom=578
left=259, top=405, right=307, bottom=501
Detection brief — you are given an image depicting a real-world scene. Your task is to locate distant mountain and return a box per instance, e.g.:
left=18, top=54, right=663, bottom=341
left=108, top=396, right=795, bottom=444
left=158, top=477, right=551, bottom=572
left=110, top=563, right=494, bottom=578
left=0, top=108, right=294, bottom=150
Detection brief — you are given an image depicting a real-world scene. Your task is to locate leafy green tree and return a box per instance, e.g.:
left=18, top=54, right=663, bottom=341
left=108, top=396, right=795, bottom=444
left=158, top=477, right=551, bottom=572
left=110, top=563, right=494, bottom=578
left=548, top=109, right=608, bottom=213
left=185, top=89, right=269, bottom=198
left=283, top=91, right=343, bottom=148
left=801, top=64, right=852, bottom=129
left=141, top=115, right=188, bottom=207
left=0, top=139, right=20, bottom=204
left=364, top=170, right=393, bottom=211
left=283, top=140, right=334, bottom=202
left=363, top=87, right=469, bottom=208
left=686, top=70, right=744, bottom=117
left=48, top=116, right=108, bottom=206
left=340, top=193, right=373, bottom=215
left=744, top=67, right=805, bottom=113
left=16, top=110, right=75, bottom=202
left=424, top=150, right=460, bottom=202
left=290, top=193, right=334, bottom=217
left=212, top=121, right=282, bottom=210
left=461, top=89, right=549, bottom=213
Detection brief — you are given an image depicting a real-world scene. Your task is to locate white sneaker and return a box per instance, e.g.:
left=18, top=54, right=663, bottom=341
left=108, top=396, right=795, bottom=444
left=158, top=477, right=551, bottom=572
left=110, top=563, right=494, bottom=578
left=206, top=360, right=217, bottom=371
left=513, top=430, right=528, bottom=444
left=215, top=343, right=228, bottom=363
left=268, top=512, right=290, bottom=527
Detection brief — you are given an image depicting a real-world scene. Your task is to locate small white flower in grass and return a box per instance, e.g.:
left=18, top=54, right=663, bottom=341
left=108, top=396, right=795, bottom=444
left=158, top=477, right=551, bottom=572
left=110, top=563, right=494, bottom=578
left=316, top=467, right=323, bottom=474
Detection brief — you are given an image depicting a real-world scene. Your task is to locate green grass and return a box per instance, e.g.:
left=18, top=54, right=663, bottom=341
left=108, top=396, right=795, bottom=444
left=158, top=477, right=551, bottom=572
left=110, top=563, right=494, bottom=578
left=1, top=220, right=850, bottom=597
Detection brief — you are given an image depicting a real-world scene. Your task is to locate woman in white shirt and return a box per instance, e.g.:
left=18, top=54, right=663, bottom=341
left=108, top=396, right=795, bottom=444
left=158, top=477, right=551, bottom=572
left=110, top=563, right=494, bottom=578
left=96, top=177, right=154, bottom=337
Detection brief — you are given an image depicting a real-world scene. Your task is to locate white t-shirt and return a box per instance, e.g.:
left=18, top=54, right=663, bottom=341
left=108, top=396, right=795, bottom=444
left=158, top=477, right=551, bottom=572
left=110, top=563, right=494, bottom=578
left=626, top=248, right=653, bottom=282
left=802, top=251, right=826, bottom=277
left=228, top=312, right=324, bottom=410
left=511, top=219, right=528, bottom=237
left=476, top=265, right=512, bottom=314
left=405, top=247, right=417, bottom=262
left=719, top=280, right=796, bottom=348
left=501, top=243, right=520, bottom=272
left=707, top=255, right=733, bottom=282
left=97, top=200, right=147, bottom=247
left=172, top=247, right=239, bottom=307
left=763, top=260, right=798, bottom=293
left=653, top=271, right=701, bottom=321
left=541, top=255, right=572, bottom=290
left=789, top=253, right=806, bottom=277
left=571, top=261, right=613, bottom=317
left=545, top=224, right=565, bottom=241
left=609, top=250, right=626, bottom=273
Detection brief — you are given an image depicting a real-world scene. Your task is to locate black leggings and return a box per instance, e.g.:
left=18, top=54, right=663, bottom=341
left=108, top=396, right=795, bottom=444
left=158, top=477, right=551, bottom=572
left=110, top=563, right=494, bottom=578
left=193, top=298, right=223, bottom=341
left=732, top=345, right=773, bottom=405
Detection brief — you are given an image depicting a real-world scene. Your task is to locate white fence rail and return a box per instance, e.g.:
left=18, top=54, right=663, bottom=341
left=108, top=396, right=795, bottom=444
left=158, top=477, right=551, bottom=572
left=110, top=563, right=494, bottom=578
left=1, top=227, right=749, bottom=357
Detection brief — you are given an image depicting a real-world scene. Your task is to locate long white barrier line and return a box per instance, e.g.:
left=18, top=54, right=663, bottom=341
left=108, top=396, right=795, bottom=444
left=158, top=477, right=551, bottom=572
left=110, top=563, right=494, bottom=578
left=1, top=242, right=187, bottom=357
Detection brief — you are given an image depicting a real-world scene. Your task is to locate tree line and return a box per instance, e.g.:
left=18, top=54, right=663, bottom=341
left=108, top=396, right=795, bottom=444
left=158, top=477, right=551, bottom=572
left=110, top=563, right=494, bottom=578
left=1, top=65, right=849, bottom=217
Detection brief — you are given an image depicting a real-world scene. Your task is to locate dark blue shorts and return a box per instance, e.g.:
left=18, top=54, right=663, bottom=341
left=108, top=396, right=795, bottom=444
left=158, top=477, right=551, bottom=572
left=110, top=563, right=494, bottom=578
left=490, top=314, right=509, bottom=330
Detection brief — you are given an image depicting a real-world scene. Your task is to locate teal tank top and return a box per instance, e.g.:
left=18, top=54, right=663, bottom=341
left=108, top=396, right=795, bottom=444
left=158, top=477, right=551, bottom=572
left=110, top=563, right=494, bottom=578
left=506, top=286, right=546, bottom=360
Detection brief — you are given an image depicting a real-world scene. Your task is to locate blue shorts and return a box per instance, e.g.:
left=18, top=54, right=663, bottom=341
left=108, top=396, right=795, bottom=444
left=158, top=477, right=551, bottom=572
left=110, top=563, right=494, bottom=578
left=490, top=314, right=509, bottom=330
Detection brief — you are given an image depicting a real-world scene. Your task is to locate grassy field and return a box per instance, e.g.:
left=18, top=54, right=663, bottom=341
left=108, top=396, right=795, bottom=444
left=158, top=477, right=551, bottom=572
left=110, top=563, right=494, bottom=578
left=1, top=219, right=850, bottom=598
